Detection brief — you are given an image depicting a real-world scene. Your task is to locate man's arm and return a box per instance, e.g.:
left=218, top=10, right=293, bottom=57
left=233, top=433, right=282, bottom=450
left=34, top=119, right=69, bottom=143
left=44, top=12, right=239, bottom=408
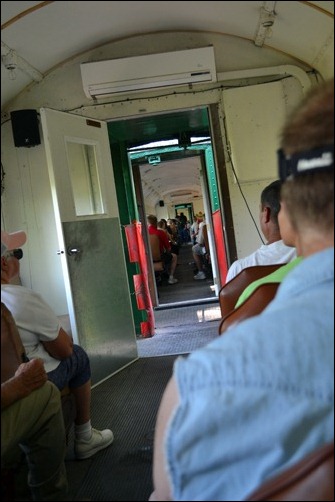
left=1, top=358, right=47, bottom=410
left=158, top=230, right=171, bottom=252
left=42, top=327, right=73, bottom=360
left=150, top=376, right=180, bottom=501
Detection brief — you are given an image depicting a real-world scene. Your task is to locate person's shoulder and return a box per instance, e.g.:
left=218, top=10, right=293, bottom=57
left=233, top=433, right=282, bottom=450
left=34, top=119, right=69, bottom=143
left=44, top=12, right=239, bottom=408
left=270, top=240, right=292, bottom=250
left=226, top=248, right=263, bottom=282
left=149, top=226, right=159, bottom=235
left=284, top=248, right=333, bottom=284
left=280, top=256, right=303, bottom=273
left=226, top=258, right=244, bottom=281
left=4, top=283, right=47, bottom=302
left=2, top=283, right=33, bottom=296
left=234, top=248, right=260, bottom=267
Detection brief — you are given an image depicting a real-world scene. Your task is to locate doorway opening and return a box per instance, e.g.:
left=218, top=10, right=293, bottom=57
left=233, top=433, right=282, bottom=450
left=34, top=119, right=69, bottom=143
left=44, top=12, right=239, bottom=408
left=108, top=106, right=230, bottom=309
left=129, top=143, right=217, bottom=307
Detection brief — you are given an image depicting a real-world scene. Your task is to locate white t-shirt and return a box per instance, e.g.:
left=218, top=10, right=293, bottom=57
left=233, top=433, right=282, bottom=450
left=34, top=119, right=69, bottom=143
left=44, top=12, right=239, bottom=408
left=226, top=240, right=297, bottom=283
left=196, top=221, right=206, bottom=245
left=191, top=221, right=199, bottom=236
left=1, top=284, right=61, bottom=372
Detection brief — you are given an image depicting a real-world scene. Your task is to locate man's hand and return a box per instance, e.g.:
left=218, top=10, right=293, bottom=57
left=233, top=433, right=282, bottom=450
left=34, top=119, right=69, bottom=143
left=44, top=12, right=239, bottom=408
left=2, top=359, right=48, bottom=410
left=15, top=358, right=47, bottom=393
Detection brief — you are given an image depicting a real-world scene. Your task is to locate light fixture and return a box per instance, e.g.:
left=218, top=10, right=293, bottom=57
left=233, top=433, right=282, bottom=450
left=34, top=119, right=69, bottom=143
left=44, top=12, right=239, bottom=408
left=2, top=50, right=18, bottom=80
left=1, top=42, right=43, bottom=82
left=254, top=5, right=277, bottom=48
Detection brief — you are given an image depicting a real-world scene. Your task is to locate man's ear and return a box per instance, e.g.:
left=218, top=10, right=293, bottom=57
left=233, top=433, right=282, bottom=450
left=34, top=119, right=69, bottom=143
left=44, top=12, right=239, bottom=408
left=263, top=206, right=271, bottom=224
left=1, top=256, right=8, bottom=270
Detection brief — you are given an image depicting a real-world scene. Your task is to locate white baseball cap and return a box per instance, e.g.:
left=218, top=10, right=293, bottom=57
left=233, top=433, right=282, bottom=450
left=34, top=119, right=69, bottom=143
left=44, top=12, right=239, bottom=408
left=1, top=230, right=27, bottom=257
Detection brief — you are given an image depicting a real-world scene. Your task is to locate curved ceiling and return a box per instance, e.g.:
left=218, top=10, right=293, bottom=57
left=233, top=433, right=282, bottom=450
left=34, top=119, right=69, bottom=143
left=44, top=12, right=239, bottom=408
left=139, top=156, right=204, bottom=207
left=1, top=1, right=333, bottom=210
left=1, top=1, right=334, bottom=109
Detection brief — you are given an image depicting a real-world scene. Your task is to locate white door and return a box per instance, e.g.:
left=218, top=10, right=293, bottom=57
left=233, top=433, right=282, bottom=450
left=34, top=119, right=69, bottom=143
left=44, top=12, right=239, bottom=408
left=40, top=108, right=138, bottom=386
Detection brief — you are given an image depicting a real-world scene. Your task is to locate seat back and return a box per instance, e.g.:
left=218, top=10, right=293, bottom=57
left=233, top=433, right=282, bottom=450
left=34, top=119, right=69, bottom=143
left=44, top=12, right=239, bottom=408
left=245, top=442, right=334, bottom=501
left=218, top=282, right=279, bottom=335
left=219, top=264, right=285, bottom=318
left=149, top=233, right=164, bottom=271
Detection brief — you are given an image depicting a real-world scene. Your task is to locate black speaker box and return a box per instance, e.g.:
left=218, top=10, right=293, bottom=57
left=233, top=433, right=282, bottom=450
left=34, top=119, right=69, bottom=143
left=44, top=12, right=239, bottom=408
left=159, top=200, right=165, bottom=207
left=10, top=109, right=41, bottom=147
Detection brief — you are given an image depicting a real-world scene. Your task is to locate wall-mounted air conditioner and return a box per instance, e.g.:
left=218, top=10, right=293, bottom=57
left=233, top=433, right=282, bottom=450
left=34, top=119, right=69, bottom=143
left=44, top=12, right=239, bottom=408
left=80, top=47, right=217, bottom=99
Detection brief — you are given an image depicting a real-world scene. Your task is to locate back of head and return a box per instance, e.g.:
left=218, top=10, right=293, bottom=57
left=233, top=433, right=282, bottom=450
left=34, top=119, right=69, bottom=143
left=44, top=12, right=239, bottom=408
left=279, top=79, right=334, bottom=235
left=260, top=180, right=282, bottom=226
left=147, top=214, right=158, bottom=227
left=157, top=219, right=166, bottom=230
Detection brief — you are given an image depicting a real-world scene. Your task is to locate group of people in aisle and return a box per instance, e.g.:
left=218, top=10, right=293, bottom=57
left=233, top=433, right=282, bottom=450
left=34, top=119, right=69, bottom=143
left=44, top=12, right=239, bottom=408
left=148, top=212, right=210, bottom=285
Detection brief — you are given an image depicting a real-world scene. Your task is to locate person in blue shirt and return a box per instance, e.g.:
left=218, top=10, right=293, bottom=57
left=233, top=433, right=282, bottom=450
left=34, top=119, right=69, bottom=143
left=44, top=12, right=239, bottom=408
left=149, top=78, right=334, bottom=501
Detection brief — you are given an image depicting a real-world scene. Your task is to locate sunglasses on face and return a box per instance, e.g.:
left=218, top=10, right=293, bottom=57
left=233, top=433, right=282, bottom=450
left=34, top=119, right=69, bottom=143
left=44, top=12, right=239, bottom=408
left=5, top=248, right=23, bottom=260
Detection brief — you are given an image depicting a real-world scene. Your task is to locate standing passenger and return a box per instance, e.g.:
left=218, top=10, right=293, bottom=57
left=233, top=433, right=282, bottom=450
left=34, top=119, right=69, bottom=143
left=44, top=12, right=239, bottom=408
left=192, top=216, right=207, bottom=280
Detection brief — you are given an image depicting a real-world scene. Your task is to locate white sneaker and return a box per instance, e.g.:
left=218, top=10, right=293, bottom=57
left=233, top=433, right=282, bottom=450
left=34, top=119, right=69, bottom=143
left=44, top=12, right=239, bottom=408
left=168, top=277, right=178, bottom=284
left=74, top=428, right=114, bottom=460
left=194, top=271, right=206, bottom=280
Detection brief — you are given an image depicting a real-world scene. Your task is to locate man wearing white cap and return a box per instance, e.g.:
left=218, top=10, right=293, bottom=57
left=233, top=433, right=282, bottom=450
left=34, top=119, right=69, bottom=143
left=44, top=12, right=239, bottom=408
left=1, top=230, right=68, bottom=500
left=1, top=230, right=114, bottom=461
left=1, top=230, right=27, bottom=257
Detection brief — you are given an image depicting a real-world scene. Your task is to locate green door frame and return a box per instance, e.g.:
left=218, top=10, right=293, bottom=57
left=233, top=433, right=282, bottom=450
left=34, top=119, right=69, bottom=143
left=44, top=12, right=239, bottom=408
left=109, top=139, right=147, bottom=335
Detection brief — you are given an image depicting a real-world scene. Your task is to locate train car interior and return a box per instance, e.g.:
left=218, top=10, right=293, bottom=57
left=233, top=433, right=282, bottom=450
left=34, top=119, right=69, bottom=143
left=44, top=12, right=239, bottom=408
left=1, top=2, right=334, bottom=500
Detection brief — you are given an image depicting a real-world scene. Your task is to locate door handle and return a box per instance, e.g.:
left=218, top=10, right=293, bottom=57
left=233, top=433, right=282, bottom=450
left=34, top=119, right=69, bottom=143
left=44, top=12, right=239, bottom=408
left=67, top=247, right=81, bottom=256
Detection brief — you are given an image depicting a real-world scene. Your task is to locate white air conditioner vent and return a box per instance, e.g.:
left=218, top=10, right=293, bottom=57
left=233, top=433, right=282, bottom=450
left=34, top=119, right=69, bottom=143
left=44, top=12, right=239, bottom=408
left=80, top=47, right=217, bottom=99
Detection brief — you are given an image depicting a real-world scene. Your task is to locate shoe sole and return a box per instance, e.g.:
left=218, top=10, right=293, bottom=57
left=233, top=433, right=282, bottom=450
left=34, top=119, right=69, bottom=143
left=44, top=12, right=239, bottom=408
left=75, top=435, right=114, bottom=460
